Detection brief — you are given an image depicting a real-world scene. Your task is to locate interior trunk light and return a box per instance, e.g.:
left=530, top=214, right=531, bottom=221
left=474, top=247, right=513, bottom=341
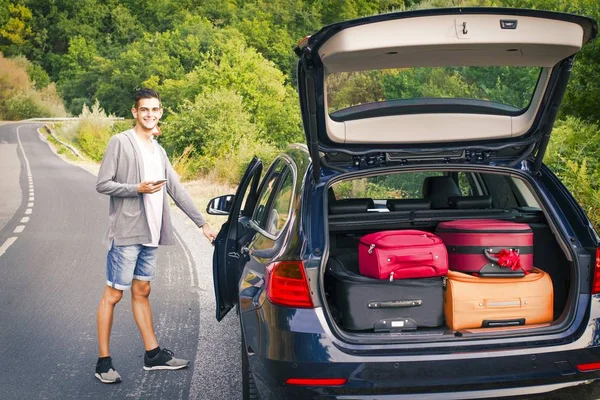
left=265, top=261, right=314, bottom=308
left=592, top=248, right=600, bottom=294
left=577, top=362, right=600, bottom=372
left=285, top=378, right=348, bottom=386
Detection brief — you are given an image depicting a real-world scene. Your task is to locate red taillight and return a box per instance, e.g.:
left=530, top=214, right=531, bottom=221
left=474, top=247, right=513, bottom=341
left=577, top=362, right=600, bottom=372
left=285, top=378, right=347, bottom=386
left=265, top=261, right=313, bottom=308
left=592, top=248, right=600, bottom=294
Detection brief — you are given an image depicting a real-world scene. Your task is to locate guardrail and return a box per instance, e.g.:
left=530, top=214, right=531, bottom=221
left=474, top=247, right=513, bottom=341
left=42, top=124, right=84, bottom=159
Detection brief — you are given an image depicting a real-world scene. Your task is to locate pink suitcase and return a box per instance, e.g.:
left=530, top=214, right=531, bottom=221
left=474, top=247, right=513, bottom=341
left=435, top=219, right=534, bottom=276
left=358, top=230, right=448, bottom=280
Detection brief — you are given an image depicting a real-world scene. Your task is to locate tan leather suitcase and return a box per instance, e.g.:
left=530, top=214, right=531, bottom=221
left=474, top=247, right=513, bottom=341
left=444, top=268, right=553, bottom=330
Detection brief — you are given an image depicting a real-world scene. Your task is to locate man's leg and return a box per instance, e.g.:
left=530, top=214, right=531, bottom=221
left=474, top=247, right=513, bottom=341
left=95, top=243, right=139, bottom=383
left=132, top=246, right=189, bottom=371
left=96, top=286, right=123, bottom=383
left=131, top=279, right=159, bottom=351
left=97, top=286, right=123, bottom=357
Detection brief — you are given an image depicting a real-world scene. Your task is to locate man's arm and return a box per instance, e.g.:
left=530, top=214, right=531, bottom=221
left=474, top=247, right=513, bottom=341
left=96, top=136, right=140, bottom=197
left=163, top=152, right=216, bottom=242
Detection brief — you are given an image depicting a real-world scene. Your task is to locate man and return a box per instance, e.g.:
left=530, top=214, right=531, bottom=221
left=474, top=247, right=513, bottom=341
left=94, top=88, right=216, bottom=383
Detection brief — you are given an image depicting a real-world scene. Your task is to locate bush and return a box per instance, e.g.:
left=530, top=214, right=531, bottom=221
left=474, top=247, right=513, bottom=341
left=546, top=117, right=600, bottom=230
left=162, top=88, right=282, bottom=183
left=3, top=93, right=47, bottom=119
left=75, top=100, right=118, bottom=161
left=0, top=54, right=66, bottom=119
left=210, top=136, right=279, bottom=184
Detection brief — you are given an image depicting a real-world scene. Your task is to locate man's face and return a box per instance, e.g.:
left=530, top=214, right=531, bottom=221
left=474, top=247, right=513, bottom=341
left=132, top=97, right=162, bottom=131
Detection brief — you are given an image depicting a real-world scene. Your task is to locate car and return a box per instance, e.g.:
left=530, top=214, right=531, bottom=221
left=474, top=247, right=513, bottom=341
left=207, top=7, right=600, bottom=400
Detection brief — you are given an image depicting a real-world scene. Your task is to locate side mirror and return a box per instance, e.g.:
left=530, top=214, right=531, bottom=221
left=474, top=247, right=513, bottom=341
left=206, top=194, right=235, bottom=215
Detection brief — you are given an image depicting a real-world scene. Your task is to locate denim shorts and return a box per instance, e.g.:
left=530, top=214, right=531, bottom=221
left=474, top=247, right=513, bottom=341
left=106, top=242, right=158, bottom=290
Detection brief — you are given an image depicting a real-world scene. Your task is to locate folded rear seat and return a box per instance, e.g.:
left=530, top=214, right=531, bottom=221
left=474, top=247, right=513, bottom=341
left=448, top=195, right=492, bottom=209
left=329, top=198, right=375, bottom=214
left=386, top=199, right=431, bottom=211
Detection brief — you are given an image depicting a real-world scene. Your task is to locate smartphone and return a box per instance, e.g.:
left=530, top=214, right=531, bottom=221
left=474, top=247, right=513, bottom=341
left=152, top=179, right=167, bottom=185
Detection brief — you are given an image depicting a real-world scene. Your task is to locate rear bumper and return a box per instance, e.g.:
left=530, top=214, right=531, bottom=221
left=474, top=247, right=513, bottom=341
left=241, top=296, right=600, bottom=399
left=249, top=352, right=600, bottom=399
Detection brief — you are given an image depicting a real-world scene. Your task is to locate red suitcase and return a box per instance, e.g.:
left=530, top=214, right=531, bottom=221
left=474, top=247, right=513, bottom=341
left=435, top=219, right=533, bottom=276
left=358, top=230, right=448, bottom=280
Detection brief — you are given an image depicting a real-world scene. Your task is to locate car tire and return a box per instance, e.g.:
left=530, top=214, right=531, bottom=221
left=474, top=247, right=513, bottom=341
left=242, top=333, right=260, bottom=400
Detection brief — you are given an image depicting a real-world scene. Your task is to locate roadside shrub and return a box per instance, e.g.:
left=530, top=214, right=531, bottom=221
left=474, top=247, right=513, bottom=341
left=3, top=93, right=47, bottom=119
left=162, top=89, right=260, bottom=178
left=75, top=100, right=117, bottom=161
left=0, top=54, right=66, bottom=119
left=546, top=117, right=600, bottom=229
left=210, top=136, right=279, bottom=184
left=171, top=144, right=203, bottom=181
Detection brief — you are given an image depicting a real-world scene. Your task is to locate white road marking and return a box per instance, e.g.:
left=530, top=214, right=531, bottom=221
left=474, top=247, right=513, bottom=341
left=1, top=127, right=33, bottom=260
left=0, top=237, right=18, bottom=257
left=29, top=197, right=34, bottom=201
left=174, top=230, right=196, bottom=287
left=16, top=126, right=32, bottom=173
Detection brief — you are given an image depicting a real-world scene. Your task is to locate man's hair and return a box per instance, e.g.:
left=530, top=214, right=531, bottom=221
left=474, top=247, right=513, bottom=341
left=134, top=88, right=161, bottom=109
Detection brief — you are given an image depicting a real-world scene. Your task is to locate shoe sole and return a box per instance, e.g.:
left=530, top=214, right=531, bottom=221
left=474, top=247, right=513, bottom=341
left=95, top=373, right=122, bottom=384
left=143, top=364, right=189, bottom=371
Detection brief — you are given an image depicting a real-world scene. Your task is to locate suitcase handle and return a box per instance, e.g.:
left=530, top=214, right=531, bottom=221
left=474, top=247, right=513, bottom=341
left=482, top=318, right=525, bottom=328
left=388, top=253, right=436, bottom=264
left=368, top=300, right=423, bottom=309
left=483, top=248, right=519, bottom=263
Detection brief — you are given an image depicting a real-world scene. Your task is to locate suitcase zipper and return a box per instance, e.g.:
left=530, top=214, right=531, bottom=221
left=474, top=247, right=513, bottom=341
left=368, top=244, right=375, bottom=254
left=389, top=271, right=394, bottom=282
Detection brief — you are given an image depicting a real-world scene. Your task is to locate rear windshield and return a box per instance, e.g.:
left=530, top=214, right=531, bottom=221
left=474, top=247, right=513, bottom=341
left=330, top=170, right=540, bottom=210
left=326, top=66, right=542, bottom=118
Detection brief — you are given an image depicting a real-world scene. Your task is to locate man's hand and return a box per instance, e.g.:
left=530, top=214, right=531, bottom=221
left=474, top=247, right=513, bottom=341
left=137, top=181, right=166, bottom=194
left=202, top=223, right=217, bottom=244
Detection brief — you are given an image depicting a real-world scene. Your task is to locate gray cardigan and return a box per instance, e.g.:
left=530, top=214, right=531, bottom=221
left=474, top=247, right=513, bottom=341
left=96, top=130, right=206, bottom=246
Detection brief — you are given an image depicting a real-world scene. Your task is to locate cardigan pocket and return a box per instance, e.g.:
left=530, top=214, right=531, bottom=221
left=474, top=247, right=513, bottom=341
left=119, top=210, right=143, bottom=238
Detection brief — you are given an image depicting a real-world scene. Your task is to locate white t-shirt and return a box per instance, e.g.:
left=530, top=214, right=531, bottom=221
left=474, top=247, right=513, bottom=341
left=133, top=131, right=164, bottom=247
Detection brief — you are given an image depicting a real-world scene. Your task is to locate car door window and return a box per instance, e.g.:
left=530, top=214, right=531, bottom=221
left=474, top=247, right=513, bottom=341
left=265, top=170, right=293, bottom=236
left=252, top=159, right=294, bottom=237
left=254, top=160, right=282, bottom=228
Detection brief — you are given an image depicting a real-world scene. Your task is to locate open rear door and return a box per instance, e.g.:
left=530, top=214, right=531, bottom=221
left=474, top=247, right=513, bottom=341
left=213, top=156, right=262, bottom=321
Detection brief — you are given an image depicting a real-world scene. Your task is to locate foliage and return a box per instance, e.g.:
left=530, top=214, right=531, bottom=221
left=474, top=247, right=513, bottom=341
left=546, top=117, right=600, bottom=230
left=0, top=3, right=33, bottom=56
left=162, top=88, right=281, bottom=183
left=0, top=53, right=66, bottom=119
left=73, top=100, right=118, bottom=161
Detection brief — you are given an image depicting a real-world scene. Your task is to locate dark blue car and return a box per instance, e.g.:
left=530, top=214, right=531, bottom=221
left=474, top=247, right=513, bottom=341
left=208, top=8, right=600, bottom=399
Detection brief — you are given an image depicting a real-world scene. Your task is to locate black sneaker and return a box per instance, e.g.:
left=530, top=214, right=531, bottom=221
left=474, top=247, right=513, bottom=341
left=143, top=348, right=189, bottom=371
left=95, top=357, right=122, bottom=384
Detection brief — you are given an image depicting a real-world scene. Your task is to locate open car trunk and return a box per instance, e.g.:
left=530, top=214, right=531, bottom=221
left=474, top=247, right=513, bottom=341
left=322, top=167, right=575, bottom=341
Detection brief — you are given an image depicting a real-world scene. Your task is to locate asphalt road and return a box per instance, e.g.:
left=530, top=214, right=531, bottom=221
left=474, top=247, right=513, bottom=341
left=0, top=123, right=241, bottom=400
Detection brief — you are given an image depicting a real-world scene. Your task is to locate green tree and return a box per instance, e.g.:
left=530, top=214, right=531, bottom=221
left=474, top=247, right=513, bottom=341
left=0, top=3, right=33, bottom=56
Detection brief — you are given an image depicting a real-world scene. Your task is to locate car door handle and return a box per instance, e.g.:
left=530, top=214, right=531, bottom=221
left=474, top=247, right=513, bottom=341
left=241, top=247, right=251, bottom=261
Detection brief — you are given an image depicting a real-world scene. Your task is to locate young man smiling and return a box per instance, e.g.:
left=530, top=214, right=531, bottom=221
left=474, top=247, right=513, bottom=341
left=94, top=88, right=216, bottom=383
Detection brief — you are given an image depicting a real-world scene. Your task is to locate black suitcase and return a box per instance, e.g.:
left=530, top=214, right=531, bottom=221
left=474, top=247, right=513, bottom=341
left=325, top=254, right=444, bottom=331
